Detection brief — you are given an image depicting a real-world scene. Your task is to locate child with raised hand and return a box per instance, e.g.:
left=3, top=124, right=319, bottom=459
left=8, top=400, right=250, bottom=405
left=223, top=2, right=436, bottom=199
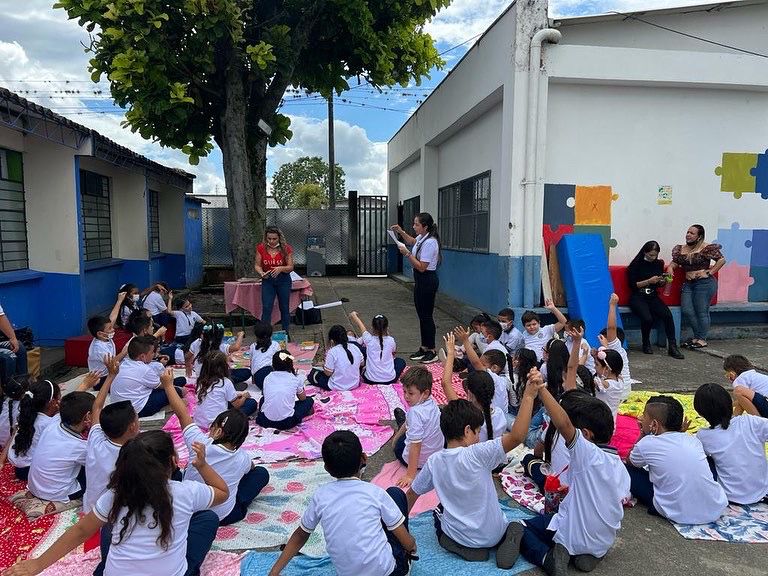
left=116, top=283, right=140, bottom=329
left=308, top=325, right=364, bottom=391
left=86, top=290, right=126, bottom=389
left=187, top=322, right=248, bottom=385
left=5, top=430, right=228, bottom=576
left=195, top=351, right=257, bottom=430
left=564, top=319, right=595, bottom=374
left=596, top=293, right=632, bottom=385
left=391, top=366, right=444, bottom=489
left=454, top=325, right=510, bottom=412
left=256, top=350, right=315, bottom=430
left=8, top=379, right=61, bottom=480
left=521, top=300, right=568, bottom=362
left=167, top=295, right=205, bottom=346
left=519, top=367, right=630, bottom=576
left=270, top=430, right=416, bottom=576
left=724, top=354, right=768, bottom=418
left=593, top=347, right=625, bottom=423
left=161, top=370, right=270, bottom=525
left=349, top=311, right=406, bottom=384
left=627, top=395, right=728, bottom=524
left=694, top=382, right=768, bottom=504
left=141, top=282, right=172, bottom=326
left=498, top=308, right=525, bottom=355
left=249, top=321, right=280, bottom=389
left=404, top=377, right=542, bottom=568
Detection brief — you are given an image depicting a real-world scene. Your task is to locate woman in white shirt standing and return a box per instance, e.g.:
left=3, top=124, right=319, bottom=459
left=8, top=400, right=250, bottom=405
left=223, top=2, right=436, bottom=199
left=349, top=311, right=406, bottom=384
left=390, top=213, right=441, bottom=364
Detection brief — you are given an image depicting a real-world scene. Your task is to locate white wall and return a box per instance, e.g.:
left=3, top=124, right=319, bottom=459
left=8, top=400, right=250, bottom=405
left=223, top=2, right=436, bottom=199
left=152, top=181, right=185, bottom=254
left=397, top=159, right=422, bottom=203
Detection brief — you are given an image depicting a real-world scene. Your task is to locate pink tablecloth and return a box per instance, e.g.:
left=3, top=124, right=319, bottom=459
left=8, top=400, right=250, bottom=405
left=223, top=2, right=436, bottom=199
left=224, top=279, right=313, bottom=323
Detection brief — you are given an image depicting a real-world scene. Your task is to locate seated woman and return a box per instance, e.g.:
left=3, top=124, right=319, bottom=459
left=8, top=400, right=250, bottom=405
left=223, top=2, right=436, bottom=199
left=626, top=240, right=684, bottom=359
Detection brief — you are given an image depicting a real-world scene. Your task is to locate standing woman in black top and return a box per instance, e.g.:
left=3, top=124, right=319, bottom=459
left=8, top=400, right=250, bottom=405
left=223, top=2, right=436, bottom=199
left=626, top=240, right=684, bottom=359
left=390, top=213, right=441, bottom=364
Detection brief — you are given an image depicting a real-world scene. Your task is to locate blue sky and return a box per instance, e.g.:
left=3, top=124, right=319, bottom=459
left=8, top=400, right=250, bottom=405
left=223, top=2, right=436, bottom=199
left=0, top=0, right=718, bottom=195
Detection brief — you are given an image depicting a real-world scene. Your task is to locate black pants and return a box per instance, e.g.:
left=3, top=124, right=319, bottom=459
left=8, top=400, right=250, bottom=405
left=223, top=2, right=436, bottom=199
left=628, top=292, right=676, bottom=345
left=413, top=270, right=438, bottom=349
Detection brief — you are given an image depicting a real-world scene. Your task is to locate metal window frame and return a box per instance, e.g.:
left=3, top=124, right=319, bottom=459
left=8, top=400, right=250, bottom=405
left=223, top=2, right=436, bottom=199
left=80, top=169, right=113, bottom=261
left=148, top=189, right=161, bottom=253
left=437, top=171, right=491, bottom=252
left=0, top=148, right=29, bottom=272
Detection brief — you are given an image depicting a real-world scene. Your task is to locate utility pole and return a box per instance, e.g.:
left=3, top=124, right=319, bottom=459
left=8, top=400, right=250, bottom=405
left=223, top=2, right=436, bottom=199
left=328, top=93, right=336, bottom=209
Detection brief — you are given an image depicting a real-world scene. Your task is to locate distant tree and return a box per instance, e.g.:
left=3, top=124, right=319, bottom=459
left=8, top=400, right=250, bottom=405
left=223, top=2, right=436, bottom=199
left=294, top=183, right=327, bottom=209
left=271, top=156, right=345, bottom=208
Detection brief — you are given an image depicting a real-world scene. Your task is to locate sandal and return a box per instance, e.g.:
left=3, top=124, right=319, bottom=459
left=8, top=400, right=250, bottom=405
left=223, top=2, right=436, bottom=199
left=681, top=339, right=694, bottom=349
left=689, top=341, right=708, bottom=349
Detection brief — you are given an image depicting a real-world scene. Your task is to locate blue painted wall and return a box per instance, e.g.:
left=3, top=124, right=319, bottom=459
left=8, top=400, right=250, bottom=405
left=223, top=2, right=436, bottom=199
left=437, top=250, right=510, bottom=313
left=185, top=198, right=203, bottom=287
left=150, top=254, right=186, bottom=289
left=83, top=260, right=125, bottom=318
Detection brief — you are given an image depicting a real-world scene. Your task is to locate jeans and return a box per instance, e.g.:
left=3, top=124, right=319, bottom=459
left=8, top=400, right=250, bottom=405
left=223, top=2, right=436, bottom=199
left=524, top=406, right=546, bottom=449
left=0, top=341, right=27, bottom=386
left=261, top=273, right=292, bottom=333
left=680, top=276, right=717, bottom=341
left=255, top=397, right=314, bottom=430
left=231, top=368, right=252, bottom=387
left=251, top=366, right=272, bottom=389
left=413, top=270, right=438, bottom=349
left=236, top=397, right=259, bottom=417
left=393, top=434, right=407, bottom=466
left=220, top=466, right=270, bottom=525
left=138, top=386, right=185, bottom=417
left=625, top=463, right=659, bottom=516
left=520, top=513, right=557, bottom=567
left=521, top=454, right=547, bottom=493
left=628, top=292, right=676, bottom=345
left=385, top=487, right=411, bottom=576
left=363, top=357, right=407, bottom=384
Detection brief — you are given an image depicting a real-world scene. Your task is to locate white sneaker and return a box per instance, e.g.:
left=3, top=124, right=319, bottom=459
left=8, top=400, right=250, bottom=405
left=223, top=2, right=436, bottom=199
left=438, top=348, right=447, bottom=363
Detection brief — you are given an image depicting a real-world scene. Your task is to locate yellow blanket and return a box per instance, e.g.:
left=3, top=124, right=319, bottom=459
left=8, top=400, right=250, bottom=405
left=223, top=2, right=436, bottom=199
left=618, top=391, right=709, bottom=434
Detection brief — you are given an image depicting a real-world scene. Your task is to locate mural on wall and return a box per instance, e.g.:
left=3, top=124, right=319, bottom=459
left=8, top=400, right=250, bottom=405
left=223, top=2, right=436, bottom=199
left=713, top=223, right=768, bottom=303
left=714, top=150, right=768, bottom=199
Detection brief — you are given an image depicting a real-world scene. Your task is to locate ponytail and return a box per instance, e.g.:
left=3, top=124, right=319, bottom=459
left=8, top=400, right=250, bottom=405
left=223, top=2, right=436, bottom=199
left=371, top=315, right=389, bottom=361
left=414, top=212, right=442, bottom=265
left=328, top=325, right=353, bottom=364
left=13, top=379, right=59, bottom=457
left=465, top=372, right=496, bottom=439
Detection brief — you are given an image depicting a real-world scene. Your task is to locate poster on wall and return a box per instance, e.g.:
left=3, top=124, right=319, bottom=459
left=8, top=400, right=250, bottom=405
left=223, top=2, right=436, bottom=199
left=657, top=185, right=672, bottom=205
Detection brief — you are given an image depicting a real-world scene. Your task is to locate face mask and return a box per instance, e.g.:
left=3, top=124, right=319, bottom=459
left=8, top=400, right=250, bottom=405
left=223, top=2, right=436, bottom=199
left=106, top=332, right=115, bottom=340
left=131, top=294, right=140, bottom=302
left=500, top=322, right=510, bottom=331
left=644, top=254, right=655, bottom=262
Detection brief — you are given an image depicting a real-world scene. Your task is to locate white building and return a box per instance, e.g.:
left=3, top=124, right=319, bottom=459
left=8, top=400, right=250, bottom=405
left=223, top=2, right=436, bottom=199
left=388, top=0, right=768, bottom=319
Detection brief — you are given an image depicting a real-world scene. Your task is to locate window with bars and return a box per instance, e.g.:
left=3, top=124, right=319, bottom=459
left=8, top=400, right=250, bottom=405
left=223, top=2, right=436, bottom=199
left=148, top=189, right=160, bottom=253
left=401, top=195, right=420, bottom=233
left=438, top=171, right=490, bottom=252
left=80, top=170, right=113, bottom=261
left=0, top=148, right=29, bottom=272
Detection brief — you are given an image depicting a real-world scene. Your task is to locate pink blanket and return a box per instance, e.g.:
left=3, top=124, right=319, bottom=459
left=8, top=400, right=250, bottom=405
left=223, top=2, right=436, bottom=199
left=404, top=363, right=467, bottom=405
left=613, top=414, right=641, bottom=460
left=371, top=461, right=440, bottom=517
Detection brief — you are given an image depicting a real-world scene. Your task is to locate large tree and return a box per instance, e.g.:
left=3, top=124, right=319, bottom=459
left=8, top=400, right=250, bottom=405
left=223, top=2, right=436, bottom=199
left=271, top=156, right=345, bottom=208
left=54, top=0, right=449, bottom=276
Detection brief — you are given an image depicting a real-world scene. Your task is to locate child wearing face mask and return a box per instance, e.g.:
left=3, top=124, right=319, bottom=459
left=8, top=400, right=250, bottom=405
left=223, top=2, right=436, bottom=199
left=497, top=308, right=524, bottom=355
left=87, top=292, right=125, bottom=391
left=168, top=296, right=205, bottom=346
left=116, top=283, right=141, bottom=329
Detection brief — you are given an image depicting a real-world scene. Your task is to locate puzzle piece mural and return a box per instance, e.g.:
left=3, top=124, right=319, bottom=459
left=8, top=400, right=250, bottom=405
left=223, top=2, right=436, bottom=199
left=543, top=184, right=575, bottom=227
left=574, top=186, right=619, bottom=226
left=748, top=267, right=768, bottom=303
left=543, top=224, right=574, bottom=257
left=746, top=229, right=768, bottom=268
left=716, top=262, right=755, bottom=303
left=749, top=150, right=768, bottom=200
left=714, top=153, right=757, bottom=198
left=714, top=222, right=753, bottom=266
left=574, top=225, right=618, bottom=260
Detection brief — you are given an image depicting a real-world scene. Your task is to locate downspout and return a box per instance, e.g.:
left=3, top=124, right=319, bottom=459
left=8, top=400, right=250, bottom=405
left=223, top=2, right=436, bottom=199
left=523, top=28, right=561, bottom=307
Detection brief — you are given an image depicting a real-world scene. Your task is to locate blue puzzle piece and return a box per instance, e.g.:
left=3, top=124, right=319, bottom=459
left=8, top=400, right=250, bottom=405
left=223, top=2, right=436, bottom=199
left=543, top=184, right=575, bottom=227
left=749, top=151, right=768, bottom=199
left=747, top=266, right=768, bottom=302
left=714, top=222, right=753, bottom=266
left=746, top=229, right=768, bottom=268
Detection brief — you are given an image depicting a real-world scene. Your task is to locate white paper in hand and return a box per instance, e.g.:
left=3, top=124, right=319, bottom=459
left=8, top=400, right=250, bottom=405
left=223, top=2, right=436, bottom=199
left=387, top=229, right=406, bottom=250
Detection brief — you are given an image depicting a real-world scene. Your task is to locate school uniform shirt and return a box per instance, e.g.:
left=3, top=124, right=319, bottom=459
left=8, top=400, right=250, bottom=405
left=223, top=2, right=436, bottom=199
left=595, top=378, right=624, bottom=423
left=479, top=406, right=508, bottom=442
left=403, top=397, right=444, bottom=468
left=171, top=310, right=204, bottom=337
left=697, top=415, right=768, bottom=505
left=522, top=324, right=557, bottom=362
left=411, top=234, right=439, bottom=271
left=249, top=341, right=280, bottom=373
left=300, top=478, right=405, bottom=576
left=361, top=331, right=397, bottom=383
left=550, top=432, right=571, bottom=486
left=83, top=424, right=122, bottom=513
left=8, top=413, right=56, bottom=469
left=182, top=423, right=252, bottom=520
left=28, top=421, right=87, bottom=502
left=142, top=291, right=167, bottom=316
left=565, top=336, right=596, bottom=374
left=412, top=437, right=507, bottom=548
left=0, top=400, right=20, bottom=447
left=94, top=480, right=214, bottom=576
left=261, top=371, right=306, bottom=422
left=487, top=369, right=512, bottom=413
left=500, top=327, right=525, bottom=355
left=484, top=339, right=509, bottom=376
left=119, top=305, right=135, bottom=328
left=630, top=432, right=728, bottom=524
left=324, top=344, right=364, bottom=391
left=732, top=369, right=768, bottom=397
left=548, top=431, right=630, bottom=557
left=605, top=338, right=632, bottom=390
left=189, top=339, right=231, bottom=376
left=111, top=359, right=164, bottom=414
left=88, top=337, right=117, bottom=377
left=467, top=332, right=488, bottom=355
left=194, top=377, right=238, bottom=430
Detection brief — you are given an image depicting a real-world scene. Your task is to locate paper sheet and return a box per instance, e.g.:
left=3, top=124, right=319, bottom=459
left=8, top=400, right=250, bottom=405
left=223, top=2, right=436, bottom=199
left=387, top=229, right=406, bottom=250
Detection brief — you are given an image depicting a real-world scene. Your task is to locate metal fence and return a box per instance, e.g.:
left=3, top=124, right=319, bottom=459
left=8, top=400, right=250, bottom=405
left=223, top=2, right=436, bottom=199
left=202, top=206, right=349, bottom=267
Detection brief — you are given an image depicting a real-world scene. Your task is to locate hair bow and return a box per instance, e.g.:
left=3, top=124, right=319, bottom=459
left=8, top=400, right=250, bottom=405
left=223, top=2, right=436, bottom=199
left=596, top=347, right=608, bottom=361
left=278, top=351, right=295, bottom=362
left=24, top=390, right=34, bottom=399
left=202, top=325, right=212, bottom=332
left=374, top=314, right=384, bottom=319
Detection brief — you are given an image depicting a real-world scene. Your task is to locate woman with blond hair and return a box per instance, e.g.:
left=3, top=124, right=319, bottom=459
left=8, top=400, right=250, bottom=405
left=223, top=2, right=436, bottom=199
left=254, top=226, right=295, bottom=336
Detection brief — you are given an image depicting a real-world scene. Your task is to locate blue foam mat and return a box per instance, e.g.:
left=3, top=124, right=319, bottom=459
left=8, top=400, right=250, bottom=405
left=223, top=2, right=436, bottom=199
left=241, top=502, right=535, bottom=575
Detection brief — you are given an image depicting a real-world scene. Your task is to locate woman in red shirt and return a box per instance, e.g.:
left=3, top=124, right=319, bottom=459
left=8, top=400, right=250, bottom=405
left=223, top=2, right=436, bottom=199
left=254, top=226, right=294, bottom=334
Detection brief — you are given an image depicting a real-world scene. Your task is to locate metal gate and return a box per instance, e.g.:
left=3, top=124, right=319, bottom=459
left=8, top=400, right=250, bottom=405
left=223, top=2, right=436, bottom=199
left=357, top=195, right=388, bottom=276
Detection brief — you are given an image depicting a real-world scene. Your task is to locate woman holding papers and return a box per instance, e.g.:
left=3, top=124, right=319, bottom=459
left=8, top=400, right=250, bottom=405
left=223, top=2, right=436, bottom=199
left=254, top=226, right=295, bottom=336
left=390, top=212, right=441, bottom=364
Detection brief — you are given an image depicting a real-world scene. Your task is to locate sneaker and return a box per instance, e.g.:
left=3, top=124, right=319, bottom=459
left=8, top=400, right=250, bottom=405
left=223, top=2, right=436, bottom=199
left=542, top=543, right=570, bottom=576
left=409, top=349, right=426, bottom=361
left=573, top=554, right=601, bottom=572
left=437, top=532, right=489, bottom=562
left=438, top=348, right=447, bottom=363
left=394, top=407, right=407, bottom=429
left=495, top=523, right=524, bottom=569
left=420, top=350, right=438, bottom=364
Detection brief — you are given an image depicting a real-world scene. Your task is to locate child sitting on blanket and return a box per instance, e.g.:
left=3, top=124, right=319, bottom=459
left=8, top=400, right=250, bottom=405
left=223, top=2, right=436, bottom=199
left=256, top=350, right=315, bottom=430
left=269, top=430, right=417, bottom=576
left=595, top=293, right=633, bottom=391
left=0, top=374, right=27, bottom=452
left=521, top=300, right=568, bottom=363
left=564, top=319, right=596, bottom=374
left=250, top=321, right=280, bottom=389
left=194, top=351, right=257, bottom=430
left=308, top=325, right=364, bottom=391
left=404, top=379, right=541, bottom=568
left=498, top=308, right=525, bottom=355
left=186, top=322, right=249, bottom=387
left=593, top=347, right=625, bottom=424
left=724, top=354, right=768, bottom=418
left=391, top=366, right=444, bottom=489
left=627, top=395, right=728, bottom=524
left=518, top=368, right=630, bottom=576
left=694, top=383, right=768, bottom=505
left=349, top=311, right=406, bottom=385
left=8, top=378, right=61, bottom=480
left=454, top=326, right=510, bottom=413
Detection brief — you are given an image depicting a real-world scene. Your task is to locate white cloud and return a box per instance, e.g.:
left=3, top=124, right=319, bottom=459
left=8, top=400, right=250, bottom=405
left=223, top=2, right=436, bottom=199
left=427, top=0, right=514, bottom=47
left=550, top=0, right=725, bottom=17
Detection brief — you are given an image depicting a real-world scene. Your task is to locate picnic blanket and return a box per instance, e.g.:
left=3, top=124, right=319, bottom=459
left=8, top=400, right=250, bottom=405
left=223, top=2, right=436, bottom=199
left=619, top=390, right=708, bottom=433
left=500, top=466, right=545, bottom=515
left=371, top=461, right=440, bottom=517
left=403, top=363, right=467, bottom=405
left=673, top=502, right=768, bottom=543
left=240, top=502, right=535, bottom=576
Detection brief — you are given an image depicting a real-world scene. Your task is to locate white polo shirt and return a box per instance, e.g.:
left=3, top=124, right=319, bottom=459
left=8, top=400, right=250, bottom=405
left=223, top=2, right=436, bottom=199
left=479, top=406, right=508, bottom=442
left=83, top=424, right=122, bottom=513
left=487, top=369, right=511, bottom=413
left=630, top=432, right=728, bottom=524
left=194, top=377, right=237, bottom=430
left=88, top=337, right=117, bottom=377
left=697, top=415, right=768, bottom=505
left=733, top=369, right=768, bottom=397
left=94, top=480, right=214, bottom=576
left=261, top=371, right=306, bottom=422
left=142, top=291, right=167, bottom=316
left=28, top=421, right=87, bottom=502
left=500, top=327, right=525, bottom=355
left=412, top=437, right=508, bottom=547
left=595, top=378, right=624, bottom=423
left=111, top=359, right=164, bottom=413
left=8, top=413, right=56, bottom=468
left=411, top=234, right=439, bottom=271
left=565, top=336, right=596, bottom=374
left=250, top=341, right=280, bottom=373
left=605, top=338, right=631, bottom=388
left=523, top=324, right=557, bottom=362
left=324, top=344, right=363, bottom=391
left=182, top=423, right=252, bottom=520
left=300, top=478, right=404, bottom=576
left=403, top=397, right=444, bottom=468
left=549, top=432, right=571, bottom=486
left=361, top=331, right=397, bottom=383
left=171, top=310, right=204, bottom=337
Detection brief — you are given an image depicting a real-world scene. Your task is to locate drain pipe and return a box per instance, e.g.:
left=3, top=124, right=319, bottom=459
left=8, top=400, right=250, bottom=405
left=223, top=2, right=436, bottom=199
left=522, top=28, right=561, bottom=308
